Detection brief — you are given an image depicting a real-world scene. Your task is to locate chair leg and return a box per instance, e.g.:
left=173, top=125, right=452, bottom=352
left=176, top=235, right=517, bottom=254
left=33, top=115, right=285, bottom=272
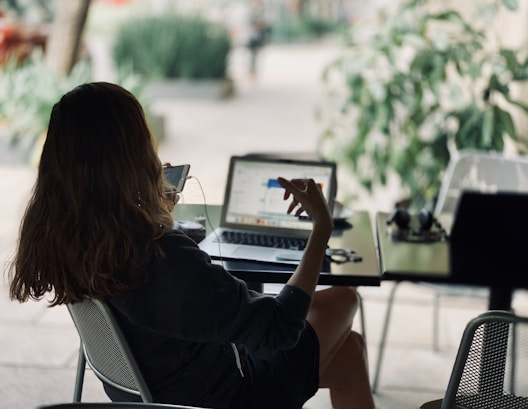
left=433, top=290, right=441, bottom=352
left=372, top=281, right=401, bottom=393
left=73, top=342, right=86, bottom=402
left=357, top=290, right=366, bottom=343
left=510, top=319, right=517, bottom=394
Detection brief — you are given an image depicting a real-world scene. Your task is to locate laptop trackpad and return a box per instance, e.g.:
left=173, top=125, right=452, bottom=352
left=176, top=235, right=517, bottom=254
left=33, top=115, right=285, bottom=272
left=231, top=247, right=274, bottom=260
left=230, top=247, right=303, bottom=262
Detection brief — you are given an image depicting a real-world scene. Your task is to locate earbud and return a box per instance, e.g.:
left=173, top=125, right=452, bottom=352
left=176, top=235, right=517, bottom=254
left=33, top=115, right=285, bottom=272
left=388, top=207, right=434, bottom=231
left=387, top=208, right=411, bottom=229
left=387, top=206, right=445, bottom=243
left=418, top=208, right=434, bottom=230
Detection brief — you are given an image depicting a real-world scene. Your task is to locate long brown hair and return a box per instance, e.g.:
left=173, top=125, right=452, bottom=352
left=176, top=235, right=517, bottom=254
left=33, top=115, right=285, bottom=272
left=8, top=82, right=174, bottom=306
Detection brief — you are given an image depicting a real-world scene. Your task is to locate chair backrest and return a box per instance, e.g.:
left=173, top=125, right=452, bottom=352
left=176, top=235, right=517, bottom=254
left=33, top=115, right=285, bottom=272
left=67, top=298, right=153, bottom=402
left=434, top=149, right=528, bottom=230
left=442, top=310, right=528, bottom=409
left=38, top=403, right=205, bottom=409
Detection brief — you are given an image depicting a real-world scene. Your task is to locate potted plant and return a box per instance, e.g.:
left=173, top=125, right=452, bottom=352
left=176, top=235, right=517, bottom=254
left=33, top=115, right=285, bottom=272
left=112, top=13, right=233, bottom=99
left=318, top=0, right=528, bottom=207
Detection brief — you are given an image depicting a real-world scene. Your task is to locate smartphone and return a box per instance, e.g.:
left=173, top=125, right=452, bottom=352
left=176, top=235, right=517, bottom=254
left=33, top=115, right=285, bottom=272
left=163, top=164, right=191, bottom=193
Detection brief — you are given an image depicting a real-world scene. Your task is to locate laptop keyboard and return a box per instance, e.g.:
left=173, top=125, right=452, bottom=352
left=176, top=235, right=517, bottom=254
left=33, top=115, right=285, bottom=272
left=219, top=231, right=308, bottom=250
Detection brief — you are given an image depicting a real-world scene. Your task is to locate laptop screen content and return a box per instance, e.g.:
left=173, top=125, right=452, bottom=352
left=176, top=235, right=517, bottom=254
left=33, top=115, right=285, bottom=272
left=223, top=157, right=336, bottom=233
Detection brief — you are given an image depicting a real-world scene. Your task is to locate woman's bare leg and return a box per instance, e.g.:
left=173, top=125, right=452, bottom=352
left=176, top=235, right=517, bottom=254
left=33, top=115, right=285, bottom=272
left=307, top=286, right=374, bottom=409
left=321, top=331, right=374, bottom=409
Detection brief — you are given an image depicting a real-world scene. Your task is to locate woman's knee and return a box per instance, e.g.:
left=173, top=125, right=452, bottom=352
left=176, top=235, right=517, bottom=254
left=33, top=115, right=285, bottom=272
left=311, top=287, right=360, bottom=324
left=316, top=286, right=358, bottom=304
left=340, top=286, right=359, bottom=306
left=347, top=330, right=366, bottom=352
left=327, top=286, right=359, bottom=313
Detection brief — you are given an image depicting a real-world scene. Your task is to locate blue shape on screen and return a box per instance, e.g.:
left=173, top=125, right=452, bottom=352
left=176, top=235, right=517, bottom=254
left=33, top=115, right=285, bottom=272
left=267, top=178, right=281, bottom=188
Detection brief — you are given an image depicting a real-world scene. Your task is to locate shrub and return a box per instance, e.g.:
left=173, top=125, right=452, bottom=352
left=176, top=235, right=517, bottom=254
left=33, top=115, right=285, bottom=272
left=318, top=0, right=528, bottom=205
left=0, top=52, right=145, bottom=162
left=112, top=14, right=232, bottom=80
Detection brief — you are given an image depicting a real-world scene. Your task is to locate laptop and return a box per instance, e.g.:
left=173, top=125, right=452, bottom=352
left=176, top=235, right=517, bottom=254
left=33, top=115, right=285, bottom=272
left=198, top=156, right=337, bottom=265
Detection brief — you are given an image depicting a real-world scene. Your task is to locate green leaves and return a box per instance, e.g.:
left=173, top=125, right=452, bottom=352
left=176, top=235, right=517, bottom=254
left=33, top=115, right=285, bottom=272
left=0, top=52, right=92, bottom=159
left=319, top=0, right=528, bottom=205
left=502, top=0, right=519, bottom=11
left=0, top=51, right=146, bottom=163
left=449, top=104, right=514, bottom=152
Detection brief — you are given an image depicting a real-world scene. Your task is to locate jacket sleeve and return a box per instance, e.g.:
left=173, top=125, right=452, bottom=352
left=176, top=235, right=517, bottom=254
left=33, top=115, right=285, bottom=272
left=111, top=230, right=312, bottom=358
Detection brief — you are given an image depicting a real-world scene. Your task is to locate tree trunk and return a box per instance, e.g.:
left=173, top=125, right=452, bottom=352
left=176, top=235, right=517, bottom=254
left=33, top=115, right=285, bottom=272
left=45, top=0, right=92, bottom=76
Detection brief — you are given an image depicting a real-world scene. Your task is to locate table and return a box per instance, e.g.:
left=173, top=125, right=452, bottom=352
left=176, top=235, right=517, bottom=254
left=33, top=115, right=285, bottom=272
left=172, top=204, right=381, bottom=287
left=375, top=211, right=523, bottom=396
left=376, top=211, right=523, bottom=311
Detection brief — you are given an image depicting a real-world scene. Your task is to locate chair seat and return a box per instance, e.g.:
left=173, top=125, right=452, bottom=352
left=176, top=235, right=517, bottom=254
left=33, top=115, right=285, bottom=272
left=457, top=393, right=528, bottom=408
left=420, top=393, right=528, bottom=409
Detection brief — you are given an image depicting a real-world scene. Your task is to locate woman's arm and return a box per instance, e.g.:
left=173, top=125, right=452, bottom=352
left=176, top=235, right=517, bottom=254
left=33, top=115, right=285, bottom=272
left=111, top=231, right=311, bottom=357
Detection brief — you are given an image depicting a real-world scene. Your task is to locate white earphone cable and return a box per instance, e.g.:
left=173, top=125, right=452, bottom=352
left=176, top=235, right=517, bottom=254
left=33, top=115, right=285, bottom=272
left=187, top=175, right=224, bottom=267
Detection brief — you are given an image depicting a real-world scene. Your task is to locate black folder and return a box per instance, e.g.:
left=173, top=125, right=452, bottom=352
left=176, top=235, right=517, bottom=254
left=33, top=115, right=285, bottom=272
left=450, top=191, right=528, bottom=288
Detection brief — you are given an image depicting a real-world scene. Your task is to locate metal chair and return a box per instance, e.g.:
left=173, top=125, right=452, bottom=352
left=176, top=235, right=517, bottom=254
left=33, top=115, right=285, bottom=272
left=67, top=298, right=154, bottom=402
left=67, top=298, right=212, bottom=408
left=372, top=150, right=528, bottom=393
left=420, top=310, right=528, bottom=409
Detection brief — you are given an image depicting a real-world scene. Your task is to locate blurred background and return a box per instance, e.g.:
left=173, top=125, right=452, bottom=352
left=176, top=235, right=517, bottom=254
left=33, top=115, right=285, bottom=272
left=1, top=0, right=528, bottom=207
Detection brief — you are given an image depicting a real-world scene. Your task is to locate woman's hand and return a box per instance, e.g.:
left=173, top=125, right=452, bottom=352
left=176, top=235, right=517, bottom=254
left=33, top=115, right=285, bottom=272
left=162, top=162, right=179, bottom=213
left=278, top=177, right=334, bottom=296
left=277, top=177, right=333, bottom=235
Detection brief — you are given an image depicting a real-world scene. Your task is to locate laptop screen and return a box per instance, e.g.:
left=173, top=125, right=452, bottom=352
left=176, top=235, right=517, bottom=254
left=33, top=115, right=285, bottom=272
left=222, top=156, right=336, bottom=234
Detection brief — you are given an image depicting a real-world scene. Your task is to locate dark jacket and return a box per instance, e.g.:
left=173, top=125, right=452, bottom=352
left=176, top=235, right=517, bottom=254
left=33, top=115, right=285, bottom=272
left=108, top=229, right=311, bottom=408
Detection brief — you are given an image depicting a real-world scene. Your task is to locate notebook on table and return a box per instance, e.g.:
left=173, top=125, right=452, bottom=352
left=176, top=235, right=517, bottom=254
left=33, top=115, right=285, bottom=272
left=198, top=155, right=337, bottom=265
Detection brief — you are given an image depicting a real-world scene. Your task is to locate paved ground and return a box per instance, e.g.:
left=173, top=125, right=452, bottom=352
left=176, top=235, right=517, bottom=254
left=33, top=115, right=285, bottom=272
left=2, top=40, right=528, bottom=409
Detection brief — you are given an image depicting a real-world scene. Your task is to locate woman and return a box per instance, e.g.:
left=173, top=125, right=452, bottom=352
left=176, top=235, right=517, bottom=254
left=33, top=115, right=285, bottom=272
left=8, top=82, right=374, bottom=409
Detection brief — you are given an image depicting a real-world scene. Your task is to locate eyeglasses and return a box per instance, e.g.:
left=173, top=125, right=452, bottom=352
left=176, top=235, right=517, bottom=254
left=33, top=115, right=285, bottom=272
left=325, top=248, right=362, bottom=264
left=164, top=191, right=181, bottom=205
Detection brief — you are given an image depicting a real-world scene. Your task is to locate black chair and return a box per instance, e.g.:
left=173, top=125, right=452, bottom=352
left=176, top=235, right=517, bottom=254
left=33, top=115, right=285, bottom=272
left=420, top=310, right=528, bottom=409
left=37, top=404, right=206, bottom=409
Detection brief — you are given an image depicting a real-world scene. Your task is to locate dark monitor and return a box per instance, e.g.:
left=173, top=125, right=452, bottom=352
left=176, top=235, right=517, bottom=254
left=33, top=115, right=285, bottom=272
left=450, top=191, right=528, bottom=288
